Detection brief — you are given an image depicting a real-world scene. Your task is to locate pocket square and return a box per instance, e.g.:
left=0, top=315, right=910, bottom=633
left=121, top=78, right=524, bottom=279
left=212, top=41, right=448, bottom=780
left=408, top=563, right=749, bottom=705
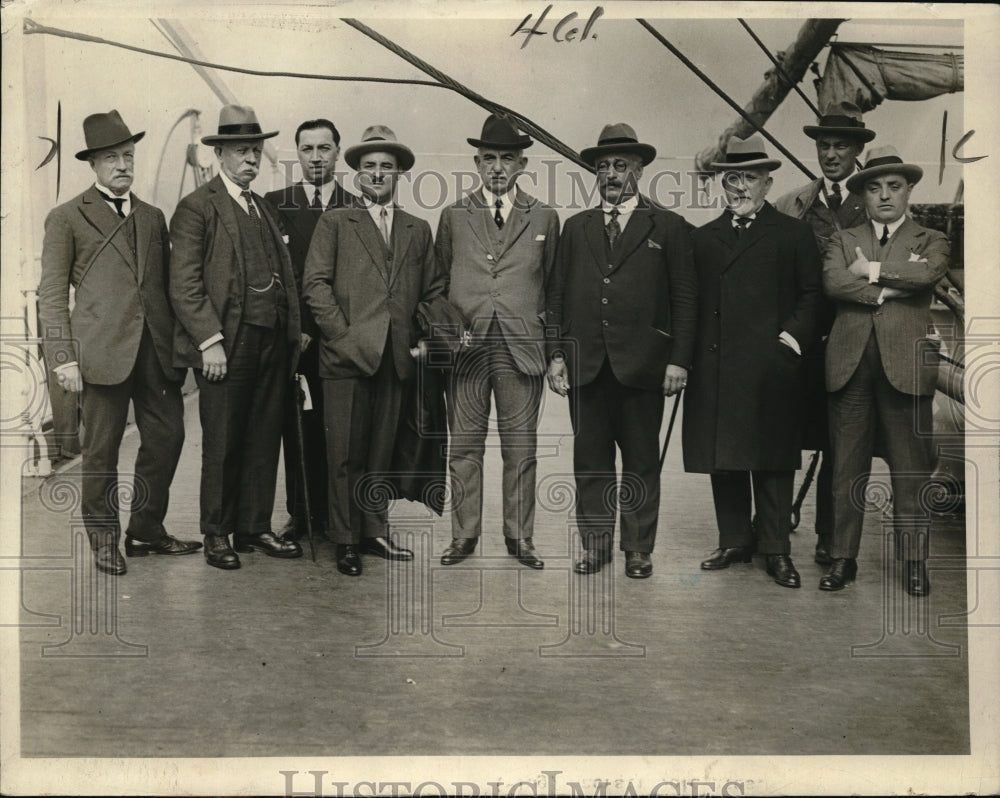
left=535, top=234, right=546, bottom=241
left=647, top=239, right=662, bottom=250
left=908, top=250, right=925, bottom=262
left=281, top=234, right=290, bottom=245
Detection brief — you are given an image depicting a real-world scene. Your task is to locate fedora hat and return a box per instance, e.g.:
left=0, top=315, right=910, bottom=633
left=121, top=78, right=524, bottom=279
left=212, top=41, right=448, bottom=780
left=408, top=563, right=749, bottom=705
left=708, top=134, right=782, bottom=172
left=803, top=101, right=876, bottom=142
left=579, top=123, right=657, bottom=167
left=344, top=125, right=416, bottom=172
left=467, top=113, right=533, bottom=150
left=845, top=145, right=923, bottom=194
left=75, top=110, right=145, bottom=160
left=200, top=105, right=278, bottom=145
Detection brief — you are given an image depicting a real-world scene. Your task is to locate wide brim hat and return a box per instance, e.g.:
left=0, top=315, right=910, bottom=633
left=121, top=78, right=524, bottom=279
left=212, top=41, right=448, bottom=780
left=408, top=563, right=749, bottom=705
left=803, top=101, right=876, bottom=142
left=467, top=113, right=533, bottom=150
left=201, top=104, right=278, bottom=145
left=580, top=122, right=656, bottom=167
left=709, top=134, right=782, bottom=172
left=344, top=125, right=416, bottom=172
left=845, top=145, right=923, bottom=194
left=75, top=109, right=145, bottom=160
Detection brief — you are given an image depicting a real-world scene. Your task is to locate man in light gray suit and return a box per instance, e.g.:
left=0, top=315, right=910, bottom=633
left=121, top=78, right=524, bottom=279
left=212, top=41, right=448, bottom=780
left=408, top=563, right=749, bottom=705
left=435, top=114, right=560, bottom=569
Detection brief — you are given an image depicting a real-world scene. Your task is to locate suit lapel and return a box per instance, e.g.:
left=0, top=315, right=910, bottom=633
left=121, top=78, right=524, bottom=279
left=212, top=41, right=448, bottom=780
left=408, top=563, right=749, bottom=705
left=465, top=195, right=500, bottom=261
left=722, top=203, right=775, bottom=272
left=610, top=207, right=653, bottom=270
left=583, top=209, right=608, bottom=273
left=884, top=216, right=925, bottom=261
left=208, top=177, right=247, bottom=278
left=498, top=192, right=532, bottom=258
left=388, top=209, right=414, bottom=288
left=349, top=209, right=391, bottom=285
left=133, top=197, right=151, bottom=284
left=78, top=187, right=137, bottom=274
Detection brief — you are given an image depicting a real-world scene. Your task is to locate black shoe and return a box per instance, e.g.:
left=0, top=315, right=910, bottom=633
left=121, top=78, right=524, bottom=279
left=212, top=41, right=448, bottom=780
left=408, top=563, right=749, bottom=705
left=125, top=534, right=202, bottom=557
left=362, top=536, right=414, bottom=561
left=814, top=535, right=833, bottom=565
left=819, top=558, right=857, bottom=591
left=204, top=534, right=240, bottom=570
left=336, top=544, right=362, bottom=576
left=234, top=531, right=303, bottom=559
left=574, top=549, right=612, bottom=575
left=278, top=515, right=298, bottom=540
left=94, top=546, right=127, bottom=575
left=440, top=538, right=477, bottom=566
left=624, top=551, right=652, bottom=579
left=505, top=537, right=544, bottom=569
left=765, top=554, right=801, bottom=588
left=700, top=546, right=753, bottom=570
left=905, top=560, right=931, bottom=597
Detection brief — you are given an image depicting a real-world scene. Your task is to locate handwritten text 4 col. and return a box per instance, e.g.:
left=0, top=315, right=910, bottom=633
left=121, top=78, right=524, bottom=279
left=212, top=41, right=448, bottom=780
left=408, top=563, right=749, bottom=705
left=511, top=5, right=604, bottom=49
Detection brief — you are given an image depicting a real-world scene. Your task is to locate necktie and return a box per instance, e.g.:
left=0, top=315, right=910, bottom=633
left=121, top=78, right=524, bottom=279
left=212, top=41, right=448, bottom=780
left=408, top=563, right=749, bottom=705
left=98, top=190, right=126, bottom=218
left=734, top=215, right=750, bottom=238
left=494, top=199, right=504, bottom=230
left=311, top=186, right=323, bottom=210
left=241, top=190, right=263, bottom=233
left=828, top=182, right=842, bottom=212
left=606, top=208, right=621, bottom=248
left=879, top=224, right=890, bottom=246
left=379, top=206, right=390, bottom=245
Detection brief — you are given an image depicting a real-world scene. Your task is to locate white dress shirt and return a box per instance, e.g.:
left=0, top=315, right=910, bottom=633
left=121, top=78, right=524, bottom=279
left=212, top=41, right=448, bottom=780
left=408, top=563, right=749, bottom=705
left=481, top=186, right=517, bottom=225
left=600, top=193, right=639, bottom=232
left=300, top=178, right=340, bottom=209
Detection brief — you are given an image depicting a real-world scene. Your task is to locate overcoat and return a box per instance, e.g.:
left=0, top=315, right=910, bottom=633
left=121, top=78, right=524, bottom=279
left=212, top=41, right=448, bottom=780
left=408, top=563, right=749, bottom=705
left=683, top=201, right=822, bottom=473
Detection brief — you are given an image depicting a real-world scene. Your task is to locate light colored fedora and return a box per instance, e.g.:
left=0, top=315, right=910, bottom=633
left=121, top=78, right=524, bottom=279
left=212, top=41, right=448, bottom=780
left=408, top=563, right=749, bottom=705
left=344, top=125, right=416, bottom=172
left=846, top=145, right=923, bottom=194
left=201, top=105, right=278, bottom=145
left=709, top=134, right=782, bottom=172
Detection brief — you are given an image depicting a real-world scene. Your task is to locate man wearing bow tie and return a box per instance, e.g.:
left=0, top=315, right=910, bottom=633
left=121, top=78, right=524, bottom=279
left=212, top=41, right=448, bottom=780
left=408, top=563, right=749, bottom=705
left=263, top=119, right=359, bottom=544
left=684, top=135, right=821, bottom=589
left=546, top=123, right=697, bottom=579
left=38, top=110, right=201, bottom=576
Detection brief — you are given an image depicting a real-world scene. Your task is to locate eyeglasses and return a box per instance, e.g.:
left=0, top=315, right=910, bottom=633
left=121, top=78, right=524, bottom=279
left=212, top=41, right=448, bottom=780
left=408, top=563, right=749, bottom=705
left=595, top=159, right=633, bottom=174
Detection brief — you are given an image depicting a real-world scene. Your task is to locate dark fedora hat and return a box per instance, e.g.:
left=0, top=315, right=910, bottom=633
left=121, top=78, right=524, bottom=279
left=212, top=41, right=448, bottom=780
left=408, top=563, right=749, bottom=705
left=467, top=113, right=533, bottom=150
left=708, top=134, right=782, bottom=172
left=201, top=105, right=279, bottom=145
left=344, top=125, right=416, bottom=172
left=75, top=110, right=145, bottom=160
left=803, top=101, right=876, bottom=142
left=845, top=145, right=923, bottom=194
left=580, top=123, right=657, bottom=167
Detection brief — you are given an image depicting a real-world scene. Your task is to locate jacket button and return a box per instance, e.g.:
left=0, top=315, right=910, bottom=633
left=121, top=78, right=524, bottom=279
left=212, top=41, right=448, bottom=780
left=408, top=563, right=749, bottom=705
left=713, top=308, right=720, bottom=316
left=708, top=344, right=718, bottom=352
left=387, top=291, right=394, bottom=299
left=492, top=273, right=498, bottom=279
left=601, top=298, right=608, bottom=305
left=603, top=278, right=610, bottom=284
left=486, top=254, right=494, bottom=261
left=602, top=320, right=609, bottom=326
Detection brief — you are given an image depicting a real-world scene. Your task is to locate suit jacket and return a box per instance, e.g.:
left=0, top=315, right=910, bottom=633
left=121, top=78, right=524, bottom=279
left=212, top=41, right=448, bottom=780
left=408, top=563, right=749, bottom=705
left=546, top=196, right=698, bottom=391
left=435, top=189, right=560, bottom=375
left=823, top=216, right=949, bottom=396
left=262, top=181, right=359, bottom=339
left=682, top=202, right=822, bottom=473
left=168, top=175, right=301, bottom=373
left=302, top=205, right=445, bottom=381
left=38, top=186, right=183, bottom=385
left=775, top=179, right=867, bottom=253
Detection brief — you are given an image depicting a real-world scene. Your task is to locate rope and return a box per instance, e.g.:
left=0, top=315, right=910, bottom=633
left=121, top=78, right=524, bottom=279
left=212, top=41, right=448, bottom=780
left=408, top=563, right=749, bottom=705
left=738, top=19, right=821, bottom=118
left=637, top=18, right=816, bottom=180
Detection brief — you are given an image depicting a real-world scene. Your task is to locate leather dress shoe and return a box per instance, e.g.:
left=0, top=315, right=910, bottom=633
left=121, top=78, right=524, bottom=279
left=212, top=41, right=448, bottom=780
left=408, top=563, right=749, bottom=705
left=765, top=554, right=801, bottom=588
left=234, top=531, right=303, bottom=559
left=814, top=535, right=833, bottom=565
left=505, top=537, right=544, bottom=569
left=204, top=534, right=240, bottom=570
left=336, top=544, right=362, bottom=576
left=94, top=546, right=127, bottom=575
left=624, top=551, right=652, bottom=579
left=440, top=538, right=477, bottom=566
left=904, top=560, right=931, bottom=597
left=574, top=549, right=611, bottom=575
left=125, top=534, right=202, bottom=557
left=819, top=558, right=857, bottom=591
left=362, top=536, right=414, bottom=561
left=700, top=546, right=753, bottom=570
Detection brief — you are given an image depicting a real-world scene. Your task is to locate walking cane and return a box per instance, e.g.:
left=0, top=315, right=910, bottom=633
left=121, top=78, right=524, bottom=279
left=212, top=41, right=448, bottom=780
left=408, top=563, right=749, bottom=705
left=292, top=373, right=317, bottom=562
left=790, top=450, right=821, bottom=531
left=659, top=390, right=683, bottom=470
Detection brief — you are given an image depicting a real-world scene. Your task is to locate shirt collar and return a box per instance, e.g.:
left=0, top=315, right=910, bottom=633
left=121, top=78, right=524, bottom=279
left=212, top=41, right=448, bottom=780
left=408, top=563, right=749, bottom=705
left=300, top=178, right=339, bottom=208
left=362, top=197, right=395, bottom=224
left=94, top=183, right=131, bottom=214
left=601, top=194, right=639, bottom=215
left=219, top=169, right=253, bottom=203
left=481, top=185, right=517, bottom=209
left=872, top=214, right=907, bottom=239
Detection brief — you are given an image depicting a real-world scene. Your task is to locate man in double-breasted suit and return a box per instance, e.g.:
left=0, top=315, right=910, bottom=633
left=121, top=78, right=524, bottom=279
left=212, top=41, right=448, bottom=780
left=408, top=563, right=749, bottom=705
left=263, top=118, right=358, bottom=543
left=38, top=110, right=200, bottom=576
left=170, top=105, right=303, bottom=569
left=683, top=135, right=822, bottom=589
left=435, top=114, right=560, bottom=570
left=303, top=125, right=446, bottom=576
left=546, top=123, right=697, bottom=579
left=819, top=146, right=948, bottom=597
left=774, top=101, right=875, bottom=565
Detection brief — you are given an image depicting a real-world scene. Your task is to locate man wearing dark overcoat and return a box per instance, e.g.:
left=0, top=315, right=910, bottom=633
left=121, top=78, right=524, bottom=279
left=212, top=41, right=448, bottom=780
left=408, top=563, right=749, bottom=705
left=684, top=135, right=822, bottom=589
left=263, top=118, right=358, bottom=542
left=546, top=123, right=697, bottom=579
left=170, top=105, right=303, bottom=569
left=819, top=145, right=948, bottom=597
left=303, top=125, right=446, bottom=577
left=435, top=114, right=560, bottom=571
left=774, top=101, right=875, bottom=564
left=38, top=110, right=200, bottom=576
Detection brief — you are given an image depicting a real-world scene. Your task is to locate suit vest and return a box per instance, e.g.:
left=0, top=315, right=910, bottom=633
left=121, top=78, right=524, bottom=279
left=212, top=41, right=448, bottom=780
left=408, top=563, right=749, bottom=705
left=234, top=198, right=287, bottom=329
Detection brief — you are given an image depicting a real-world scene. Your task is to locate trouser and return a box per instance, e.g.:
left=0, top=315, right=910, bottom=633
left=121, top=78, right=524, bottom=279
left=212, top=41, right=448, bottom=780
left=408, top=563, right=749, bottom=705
left=195, top=323, right=288, bottom=536
left=80, top=326, right=184, bottom=549
left=568, top=359, right=664, bottom=553
left=828, top=332, right=933, bottom=561
left=711, top=470, right=794, bottom=555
